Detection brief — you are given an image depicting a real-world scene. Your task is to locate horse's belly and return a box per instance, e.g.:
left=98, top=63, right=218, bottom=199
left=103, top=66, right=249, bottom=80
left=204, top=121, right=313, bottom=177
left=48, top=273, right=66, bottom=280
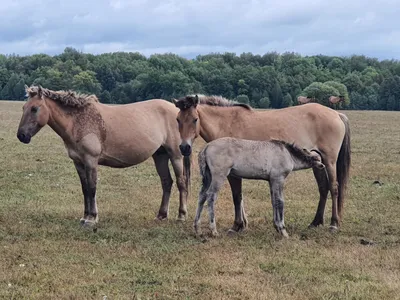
left=230, top=167, right=269, bottom=180
left=99, top=149, right=154, bottom=168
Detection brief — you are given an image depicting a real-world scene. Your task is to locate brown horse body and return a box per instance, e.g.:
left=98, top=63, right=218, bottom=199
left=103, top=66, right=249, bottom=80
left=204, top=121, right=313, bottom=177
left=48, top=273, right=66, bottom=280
left=17, top=85, right=190, bottom=227
left=174, top=95, right=351, bottom=232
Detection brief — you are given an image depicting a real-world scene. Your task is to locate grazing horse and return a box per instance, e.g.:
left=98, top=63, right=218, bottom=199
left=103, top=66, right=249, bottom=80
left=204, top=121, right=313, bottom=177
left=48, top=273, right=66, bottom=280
left=173, top=94, right=351, bottom=233
left=329, top=95, right=345, bottom=106
left=194, top=137, right=326, bottom=238
left=17, top=85, right=190, bottom=227
left=297, top=96, right=314, bottom=105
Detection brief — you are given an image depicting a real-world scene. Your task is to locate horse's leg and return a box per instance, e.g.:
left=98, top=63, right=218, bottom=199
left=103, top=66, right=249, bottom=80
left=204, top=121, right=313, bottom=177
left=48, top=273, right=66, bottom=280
left=74, top=161, right=89, bottom=225
left=169, top=156, right=188, bottom=221
left=152, top=153, right=174, bottom=221
left=193, top=184, right=208, bottom=236
left=325, top=163, right=340, bottom=231
left=269, top=178, right=289, bottom=238
left=83, top=160, right=99, bottom=228
left=227, top=175, right=248, bottom=234
left=309, top=167, right=330, bottom=227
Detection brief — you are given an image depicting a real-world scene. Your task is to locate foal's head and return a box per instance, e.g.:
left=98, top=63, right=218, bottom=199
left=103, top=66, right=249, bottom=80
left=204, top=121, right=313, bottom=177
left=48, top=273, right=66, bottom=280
left=304, top=149, right=325, bottom=169
left=172, top=95, right=200, bottom=156
left=17, top=85, right=50, bottom=144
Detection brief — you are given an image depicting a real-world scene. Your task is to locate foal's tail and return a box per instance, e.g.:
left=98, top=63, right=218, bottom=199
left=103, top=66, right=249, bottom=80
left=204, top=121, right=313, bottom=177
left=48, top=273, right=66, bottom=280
left=198, top=146, right=212, bottom=192
left=183, top=155, right=191, bottom=198
left=337, top=113, right=351, bottom=220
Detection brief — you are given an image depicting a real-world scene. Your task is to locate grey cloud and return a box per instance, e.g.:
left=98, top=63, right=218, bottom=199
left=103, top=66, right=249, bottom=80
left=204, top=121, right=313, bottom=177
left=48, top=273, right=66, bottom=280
left=0, top=0, right=398, bottom=59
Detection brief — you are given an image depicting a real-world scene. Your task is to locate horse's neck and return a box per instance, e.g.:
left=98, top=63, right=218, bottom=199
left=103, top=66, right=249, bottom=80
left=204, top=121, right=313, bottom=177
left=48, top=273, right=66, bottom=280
left=198, top=105, right=245, bottom=142
left=45, top=99, right=74, bottom=143
left=291, top=155, right=312, bottom=171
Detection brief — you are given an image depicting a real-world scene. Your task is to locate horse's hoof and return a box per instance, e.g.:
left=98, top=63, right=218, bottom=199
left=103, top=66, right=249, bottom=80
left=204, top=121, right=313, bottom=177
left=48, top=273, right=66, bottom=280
left=227, top=228, right=239, bottom=236
left=79, top=218, right=86, bottom=225
left=308, top=222, right=323, bottom=229
left=211, top=230, right=219, bottom=237
left=155, top=215, right=168, bottom=221
left=329, top=225, right=339, bottom=233
left=280, top=229, right=289, bottom=238
left=176, top=215, right=186, bottom=222
left=83, top=219, right=97, bottom=228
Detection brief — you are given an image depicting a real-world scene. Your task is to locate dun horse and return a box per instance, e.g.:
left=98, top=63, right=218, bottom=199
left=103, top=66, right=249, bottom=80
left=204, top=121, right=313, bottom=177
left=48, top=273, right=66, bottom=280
left=297, top=96, right=314, bottom=105
left=17, top=85, right=190, bottom=227
left=173, top=95, right=351, bottom=233
left=194, top=137, right=326, bottom=238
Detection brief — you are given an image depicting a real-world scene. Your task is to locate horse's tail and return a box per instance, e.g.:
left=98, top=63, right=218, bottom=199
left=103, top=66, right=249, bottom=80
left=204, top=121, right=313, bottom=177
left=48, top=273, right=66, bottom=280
left=183, top=155, right=191, bottom=198
left=198, top=146, right=212, bottom=192
left=337, top=113, right=351, bottom=220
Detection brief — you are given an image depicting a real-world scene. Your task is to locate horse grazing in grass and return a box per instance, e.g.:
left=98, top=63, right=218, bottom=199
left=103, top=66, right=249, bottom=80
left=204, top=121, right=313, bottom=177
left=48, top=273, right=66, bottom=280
left=173, top=94, right=351, bottom=233
left=297, top=96, right=315, bottom=105
left=17, top=85, right=190, bottom=227
left=194, top=137, right=326, bottom=238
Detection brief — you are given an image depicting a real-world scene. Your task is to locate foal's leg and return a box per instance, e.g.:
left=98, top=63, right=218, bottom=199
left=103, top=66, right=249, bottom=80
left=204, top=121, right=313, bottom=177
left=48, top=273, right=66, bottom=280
left=74, top=161, right=89, bottom=225
left=153, top=153, right=174, bottom=221
left=193, top=184, right=208, bottom=236
left=169, top=156, right=188, bottom=221
left=83, top=159, right=99, bottom=227
left=309, top=166, right=330, bottom=228
left=269, top=178, right=289, bottom=238
left=227, top=175, right=248, bottom=234
left=325, top=163, right=340, bottom=231
left=206, top=176, right=226, bottom=237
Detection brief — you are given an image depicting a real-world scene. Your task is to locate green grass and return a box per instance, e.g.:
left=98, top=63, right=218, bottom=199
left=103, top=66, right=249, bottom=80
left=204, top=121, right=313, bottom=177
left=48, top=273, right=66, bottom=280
left=1, top=101, right=400, bottom=299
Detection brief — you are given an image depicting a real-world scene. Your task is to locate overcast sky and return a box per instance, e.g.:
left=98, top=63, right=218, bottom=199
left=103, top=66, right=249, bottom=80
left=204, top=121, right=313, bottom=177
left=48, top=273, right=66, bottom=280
left=1, top=0, right=399, bottom=59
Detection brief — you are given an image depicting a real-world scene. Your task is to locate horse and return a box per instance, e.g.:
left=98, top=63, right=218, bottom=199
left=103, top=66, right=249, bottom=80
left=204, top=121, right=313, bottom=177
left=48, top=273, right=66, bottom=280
left=17, top=85, right=191, bottom=228
left=173, top=94, right=351, bottom=233
left=194, top=137, right=326, bottom=238
left=297, top=96, right=314, bottom=105
left=329, top=96, right=345, bottom=105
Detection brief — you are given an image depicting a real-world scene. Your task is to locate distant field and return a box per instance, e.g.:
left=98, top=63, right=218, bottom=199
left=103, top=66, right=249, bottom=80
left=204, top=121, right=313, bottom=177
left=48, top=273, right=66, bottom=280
left=1, top=100, right=400, bottom=299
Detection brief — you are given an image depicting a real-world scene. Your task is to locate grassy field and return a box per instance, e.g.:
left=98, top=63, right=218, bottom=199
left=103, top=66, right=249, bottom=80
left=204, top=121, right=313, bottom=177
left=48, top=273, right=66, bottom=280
left=0, top=100, right=400, bottom=299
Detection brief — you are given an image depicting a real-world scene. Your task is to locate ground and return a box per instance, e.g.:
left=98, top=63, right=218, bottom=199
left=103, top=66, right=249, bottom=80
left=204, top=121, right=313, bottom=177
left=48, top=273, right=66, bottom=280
left=0, top=101, right=399, bottom=299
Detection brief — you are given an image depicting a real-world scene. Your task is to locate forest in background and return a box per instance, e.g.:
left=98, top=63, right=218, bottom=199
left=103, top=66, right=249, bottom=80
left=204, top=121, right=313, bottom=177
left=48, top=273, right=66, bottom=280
left=0, top=47, right=399, bottom=110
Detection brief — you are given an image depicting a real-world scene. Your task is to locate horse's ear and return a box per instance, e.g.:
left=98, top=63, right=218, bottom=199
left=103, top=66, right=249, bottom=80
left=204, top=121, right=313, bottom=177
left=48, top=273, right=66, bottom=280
left=193, top=94, right=199, bottom=106
left=37, top=85, right=43, bottom=98
left=24, top=84, right=29, bottom=91
left=172, top=98, right=179, bottom=107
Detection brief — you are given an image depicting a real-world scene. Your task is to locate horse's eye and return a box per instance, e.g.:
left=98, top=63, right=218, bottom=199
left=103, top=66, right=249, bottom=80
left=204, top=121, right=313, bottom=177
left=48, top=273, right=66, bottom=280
left=193, top=118, right=198, bottom=124
left=31, top=106, right=38, bottom=113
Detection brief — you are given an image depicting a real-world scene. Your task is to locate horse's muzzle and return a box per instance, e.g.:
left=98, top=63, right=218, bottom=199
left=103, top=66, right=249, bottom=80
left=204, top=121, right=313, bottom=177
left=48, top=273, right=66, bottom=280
left=179, top=144, right=192, bottom=157
left=17, top=132, right=31, bottom=144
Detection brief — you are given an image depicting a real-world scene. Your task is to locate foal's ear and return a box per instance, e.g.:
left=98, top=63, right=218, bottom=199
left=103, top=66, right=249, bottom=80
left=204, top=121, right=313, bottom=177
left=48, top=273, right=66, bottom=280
left=172, top=98, right=179, bottom=107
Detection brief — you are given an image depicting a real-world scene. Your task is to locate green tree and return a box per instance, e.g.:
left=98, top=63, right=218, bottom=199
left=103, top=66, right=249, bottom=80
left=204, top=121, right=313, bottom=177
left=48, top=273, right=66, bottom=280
left=282, top=93, right=293, bottom=107
left=271, top=81, right=283, bottom=108
left=236, top=94, right=250, bottom=104
left=258, top=97, right=270, bottom=108
left=72, top=71, right=102, bottom=95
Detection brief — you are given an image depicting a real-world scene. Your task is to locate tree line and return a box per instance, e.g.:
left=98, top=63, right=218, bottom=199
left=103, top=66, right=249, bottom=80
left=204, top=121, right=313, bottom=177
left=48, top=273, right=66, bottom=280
left=0, top=47, right=399, bottom=110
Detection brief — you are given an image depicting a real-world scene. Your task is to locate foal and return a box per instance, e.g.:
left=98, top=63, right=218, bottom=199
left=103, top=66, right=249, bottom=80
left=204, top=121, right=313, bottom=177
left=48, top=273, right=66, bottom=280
left=194, top=137, right=326, bottom=238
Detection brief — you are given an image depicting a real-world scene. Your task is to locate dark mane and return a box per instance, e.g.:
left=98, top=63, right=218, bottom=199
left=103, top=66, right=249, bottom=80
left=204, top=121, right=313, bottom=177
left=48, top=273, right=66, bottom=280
left=270, top=139, right=318, bottom=165
left=26, top=85, right=99, bottom=108
left=174, top=94, right=252, bottom=110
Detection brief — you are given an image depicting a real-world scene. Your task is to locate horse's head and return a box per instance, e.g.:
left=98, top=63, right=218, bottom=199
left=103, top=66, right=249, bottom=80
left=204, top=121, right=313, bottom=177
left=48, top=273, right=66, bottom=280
left=17, top=85, right=50, bottom=144
left=172, top=95, right=200, bottom=156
